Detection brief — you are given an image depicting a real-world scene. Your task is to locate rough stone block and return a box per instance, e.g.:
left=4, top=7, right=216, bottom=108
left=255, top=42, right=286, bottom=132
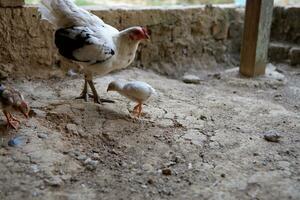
left=289, top=47, right=300, bottom=66
left=0, top=0, right=24, bottom=7
left=268, top=42, right=290, bottom=62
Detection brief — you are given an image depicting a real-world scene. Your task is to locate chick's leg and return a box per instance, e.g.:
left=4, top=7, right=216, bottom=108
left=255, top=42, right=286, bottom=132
left=133, top=102, right=143, bottom=118
left=133, top=104, right=140, bottom=114
left=3, top=111, right=19, bottom=130
left=137, top=103, right=143, bottom=118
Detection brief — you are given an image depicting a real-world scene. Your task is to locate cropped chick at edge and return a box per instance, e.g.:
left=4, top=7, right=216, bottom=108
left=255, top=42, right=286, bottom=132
left=0, top=84, right=30, bottom=130
left=107, top=81, right=156, bottom=117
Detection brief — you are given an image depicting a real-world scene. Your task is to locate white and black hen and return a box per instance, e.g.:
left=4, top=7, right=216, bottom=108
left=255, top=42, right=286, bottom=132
left=39, top=0, right=149, bottom=103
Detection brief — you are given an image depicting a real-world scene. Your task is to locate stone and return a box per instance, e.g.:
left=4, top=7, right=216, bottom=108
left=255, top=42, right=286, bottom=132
left=66, top=69, right=79, bottom=77
left=289, top=47, right=300, bottom=66
left=263, top=130, right=282, bottom=143
left=77, top=155, right=88, bottom=161
left=182, top=75, right=201, bottom=84
left=84, top=158, right=98, bottom=171
left=147, top=178, right=154, bottom=184
left=66, top=124, right=78, bottom=135
left=30, top=165, right=40, bottom=173
left=45, top=176, right=63, bottom=187
left=30, top=109, right=47, bottom=118
left=38, top=133, right=48, bottom=139
left=8, top=136, right=27, bottom=147
left=0, top=0, right=24, bottom=7
left=268, top=42, right=290, bottom=62
left=161, top=168, right=172, bottom=176
left=182, top=129, right=207, bottom=146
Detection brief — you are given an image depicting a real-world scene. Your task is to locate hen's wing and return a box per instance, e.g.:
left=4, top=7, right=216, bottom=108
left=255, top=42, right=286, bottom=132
left=55, top=26, right=115, bottom=64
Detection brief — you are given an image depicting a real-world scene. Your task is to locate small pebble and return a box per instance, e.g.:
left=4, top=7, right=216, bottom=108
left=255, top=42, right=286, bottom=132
left=38, top=133, right=48, bottom=139
left=141, top=184, right=147, bottom=189
left=30, top=165, right=40, bottom=173
left=221, top=173, right=226, bottom=178
left=162, top=168, right=172, bottom=176
left=67, top=69, right=78, bottom=77
left=264, top=130, right=282, bottom=143
left=200, top=115, right=207, bottom=120
left=84, top=158, right=98, bottom=171
left=45, top=176, right=63, bottom=187
left=77, top=155, right=87, bottom=161
left=182, top=75, right=201, bottom=84
left=8, top=136, right=27, bottom=147
left=212, top=73, right=221, bottom=80
left=147, top=178, right=154, bottom=185
left=66, top=123, right=78, bottom=135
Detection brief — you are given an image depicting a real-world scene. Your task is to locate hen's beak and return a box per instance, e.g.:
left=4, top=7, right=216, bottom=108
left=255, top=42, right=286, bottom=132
left=142, top=27, right=150, bottom=41
left=145, top=32, right=150, bottom=40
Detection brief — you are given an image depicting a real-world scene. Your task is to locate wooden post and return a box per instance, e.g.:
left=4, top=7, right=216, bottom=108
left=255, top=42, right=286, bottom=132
left=240, top=0, right=274, bottom=77
left=0, top=0, right=24, bottom=7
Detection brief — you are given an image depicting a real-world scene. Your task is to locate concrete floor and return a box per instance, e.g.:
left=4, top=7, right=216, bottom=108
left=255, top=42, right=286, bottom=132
left=0, top=64, right=299, bottom=200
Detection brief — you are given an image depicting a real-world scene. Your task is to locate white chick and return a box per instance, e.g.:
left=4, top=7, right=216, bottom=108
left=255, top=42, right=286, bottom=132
left=107, top=81, right=156, bottom=117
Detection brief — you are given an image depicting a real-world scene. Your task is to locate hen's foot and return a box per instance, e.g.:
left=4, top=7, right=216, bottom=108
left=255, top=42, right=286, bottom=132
left=75, top=93, right=90, bottom=102
left=10, top=115, right=20, bottom=123
left=92, top=95, right=115, bottom=104
left=87, top=80, right=114, bottom=104
left=7, top=119, right=19, bottom=130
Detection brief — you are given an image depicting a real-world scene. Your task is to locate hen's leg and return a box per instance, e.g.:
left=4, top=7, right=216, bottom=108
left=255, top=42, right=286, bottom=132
left=4, top=111, right=19, bottom=130
left=87, top=80, right=115, bottom=104
left=75, top=76, right=89, bottom=102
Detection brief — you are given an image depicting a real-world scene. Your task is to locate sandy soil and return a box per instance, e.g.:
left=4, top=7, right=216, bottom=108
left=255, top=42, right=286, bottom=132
left=0, top=65, right=299, bottom=200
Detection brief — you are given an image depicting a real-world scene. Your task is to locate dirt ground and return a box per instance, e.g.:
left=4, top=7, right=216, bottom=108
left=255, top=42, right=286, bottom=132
left=0, top=64, right=299, bottom=200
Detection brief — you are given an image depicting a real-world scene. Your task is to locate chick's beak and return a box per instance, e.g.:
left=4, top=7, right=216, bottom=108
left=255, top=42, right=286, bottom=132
left=25, top=112, right=29, bottom=119
left=20, top=108, right=29, bottom=118
left=19, top=101, right=30, bottom=118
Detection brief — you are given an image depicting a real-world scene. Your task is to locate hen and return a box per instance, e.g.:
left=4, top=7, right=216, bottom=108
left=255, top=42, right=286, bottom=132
left=0, top=84, right=30, bottom=130
left=39, top=0, right=149, bottom=103
left=107, top=81, right=156, bottom=117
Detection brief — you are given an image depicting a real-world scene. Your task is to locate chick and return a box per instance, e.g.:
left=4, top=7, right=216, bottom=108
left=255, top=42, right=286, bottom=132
left=107, top=81, right=156, bottom=117
left=0, top=84, right=30, bottom=129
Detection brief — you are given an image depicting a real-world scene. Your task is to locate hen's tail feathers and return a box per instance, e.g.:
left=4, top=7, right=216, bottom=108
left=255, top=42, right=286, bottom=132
left=39, top=0, right=77, bottom=27
left=39, top=0, right=104, bottom=28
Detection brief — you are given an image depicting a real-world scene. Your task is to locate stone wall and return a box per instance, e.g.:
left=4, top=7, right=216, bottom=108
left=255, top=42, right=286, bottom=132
left=0, top=5, right=298, bottom=78
left=0, top=5, right=244, bottom=78
left=269, top=7, right=300, bottom=65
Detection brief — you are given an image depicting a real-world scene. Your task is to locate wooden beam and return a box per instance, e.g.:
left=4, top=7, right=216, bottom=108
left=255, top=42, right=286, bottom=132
left=240, top=0, right=274, bottom=77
